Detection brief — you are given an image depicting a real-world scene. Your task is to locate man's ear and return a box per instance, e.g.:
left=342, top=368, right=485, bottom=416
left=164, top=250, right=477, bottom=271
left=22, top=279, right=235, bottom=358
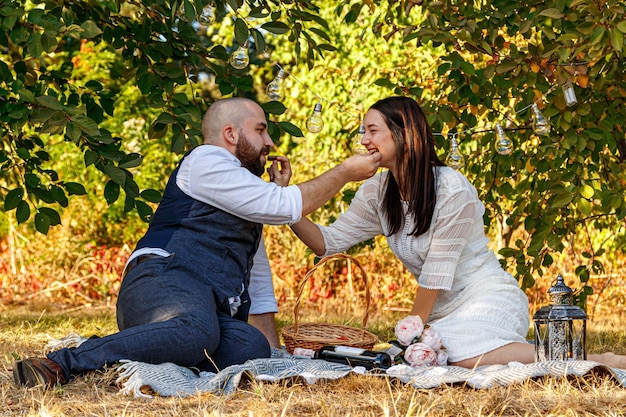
left=222, top=125, right=238, bottom=146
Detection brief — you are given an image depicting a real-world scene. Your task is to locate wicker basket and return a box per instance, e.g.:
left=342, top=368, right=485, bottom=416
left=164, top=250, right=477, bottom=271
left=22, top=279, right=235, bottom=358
left=281, top=253, right=378, bottom=354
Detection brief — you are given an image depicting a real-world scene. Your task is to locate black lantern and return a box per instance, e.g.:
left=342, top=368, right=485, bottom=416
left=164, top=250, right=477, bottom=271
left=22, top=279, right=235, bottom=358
left=533, top=275, right=587, bottom=361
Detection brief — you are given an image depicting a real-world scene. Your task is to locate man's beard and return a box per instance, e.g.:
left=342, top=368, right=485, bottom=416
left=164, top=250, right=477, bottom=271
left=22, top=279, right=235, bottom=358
left=235, top=131, right=269, bottom=177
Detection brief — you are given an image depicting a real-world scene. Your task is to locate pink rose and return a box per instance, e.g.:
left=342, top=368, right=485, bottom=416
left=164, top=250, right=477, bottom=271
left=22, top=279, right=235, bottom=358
left=419, top=327, right=443, bottom=351
left=404, top=342, right=437, bottom=367
left=437, top=349, right=448, bottom=366
left=394, top=315, right=424, bottom=346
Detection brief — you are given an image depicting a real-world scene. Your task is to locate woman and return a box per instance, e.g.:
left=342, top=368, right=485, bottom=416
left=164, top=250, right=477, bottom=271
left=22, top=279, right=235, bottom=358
left=289, top=96, right=626, bottom=369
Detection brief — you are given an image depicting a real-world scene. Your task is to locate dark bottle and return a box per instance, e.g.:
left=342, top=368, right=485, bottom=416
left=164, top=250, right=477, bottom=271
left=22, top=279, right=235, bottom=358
left=294, top=345, right=392, bottom=370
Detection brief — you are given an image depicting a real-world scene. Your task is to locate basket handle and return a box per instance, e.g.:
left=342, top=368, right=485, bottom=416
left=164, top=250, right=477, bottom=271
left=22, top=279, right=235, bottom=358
left=293, top=253, right=371, bottom=334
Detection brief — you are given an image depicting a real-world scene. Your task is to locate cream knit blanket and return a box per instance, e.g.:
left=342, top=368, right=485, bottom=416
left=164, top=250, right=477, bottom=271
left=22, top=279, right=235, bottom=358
left=45, top=333, right=626, bottom=398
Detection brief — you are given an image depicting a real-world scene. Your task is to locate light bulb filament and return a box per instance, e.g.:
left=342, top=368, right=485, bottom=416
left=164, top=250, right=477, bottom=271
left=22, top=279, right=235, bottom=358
left=266, top=69, right=286, bottom=100
left=445, top=134, right=464, bottom=170
left=306, top=102, right=324, bottom=134
left=495, top=123, right=513, bottom=155
left=229, top=42, right=249, bottom=69
left=531, top=103, right=550, bottom=136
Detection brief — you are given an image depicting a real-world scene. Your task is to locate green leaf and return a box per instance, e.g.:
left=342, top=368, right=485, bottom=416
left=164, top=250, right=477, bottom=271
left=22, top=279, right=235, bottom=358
left=537, top=8, right=563, bottom=19
left=39, top=207, right=61, bottom=226
left=135, top=200, right=154, bottom=222
left=155, top=112, right=178, bottom=124
left=261, top=21, right=290, bottom=35
left=71, top=115, right=100, bottom=136
left=580, top=184, right=594, bottom=199
left=26, top=33, right=43, bottom=57
left=66, top=122, right=82, bottom=143
left=551, top=190, right=573, bottom=208
left=104, top=180, right=120, bottom=205
left=65, top=182, right=87, bottom=195
left=262, top=101, right=287, bottom=115
left=34, top=211, right=51, bottom=234
left=252, top=28, right=266, bottom=53
left=101, top=164, right=127, bottom=185
left=4, top=188, right=24, bottom=211
left=279, top=121, right=304, bottom=137
left=41, top=32, right=58, bottom=52
left=16, top=200, right=31, bottom=223
left=81, top=20, right=103, bottom=39
left=610, top=29, right=623, bottom=52
left=234, top=17, right=249, bottom=45
left=85, top=80, right=104, bottom=91
left=119, top=153, right=144, bottom=169
left=617, top=21, right=626, bottom=34
left=50, top=185, right=68, bottom=207
left=140, top=189, right=162, bottom=203
left=36, top=95, right=65, bottom=110
left=84, top=150, right=99, bottom=167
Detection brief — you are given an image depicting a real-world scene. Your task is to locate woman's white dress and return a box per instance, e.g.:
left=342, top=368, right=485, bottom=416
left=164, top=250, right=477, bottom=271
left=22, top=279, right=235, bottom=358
left=318, top=167, right=530, bottom=362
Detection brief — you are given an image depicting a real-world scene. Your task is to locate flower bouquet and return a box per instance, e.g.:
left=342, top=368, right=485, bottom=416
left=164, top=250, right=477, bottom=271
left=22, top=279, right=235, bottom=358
left=390, top=315, right=448, bottom=367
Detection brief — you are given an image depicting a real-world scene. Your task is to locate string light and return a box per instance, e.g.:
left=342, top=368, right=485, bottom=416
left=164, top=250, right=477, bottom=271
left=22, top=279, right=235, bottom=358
left=445, top=134, right=465, bottom=170
left=562, top=81, right=578, bottom=107
left=495, top=123, right=514, bottom=155
left=306, top=102, right=324, bottom=134
left=229, top=41, right=249, bottom=69
left=266, top=69, right=286, bottom=100
left=531, top=103, right=551, bottom=136
left=263, top=63, right=574, bottom=152
left=351, top=123, right=369, bottom=154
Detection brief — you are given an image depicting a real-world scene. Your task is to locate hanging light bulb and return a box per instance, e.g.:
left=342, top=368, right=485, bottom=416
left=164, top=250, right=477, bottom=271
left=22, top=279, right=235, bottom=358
left=198, top=4, right=215, bottom=25
left=229, top=42, right=249, bottom=69
left=531, top=103, right=551, bottom=136
left=562, top=81, right=578, bottom=107
left=351, top=122, right=368, bottom=154
left=306, top=102, right=324, bottom=134
left=445, top=134, right=464, bottom=170
left=495, top=123, right=514, bottom=155
left=266, top=69, right=286, bottom=100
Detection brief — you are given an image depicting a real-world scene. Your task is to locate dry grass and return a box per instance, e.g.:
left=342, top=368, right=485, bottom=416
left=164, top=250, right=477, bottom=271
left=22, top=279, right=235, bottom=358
left=4, top=304, right=626, bottom=417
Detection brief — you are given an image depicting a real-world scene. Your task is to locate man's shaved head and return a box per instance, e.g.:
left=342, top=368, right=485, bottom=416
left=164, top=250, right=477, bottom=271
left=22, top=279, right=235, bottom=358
left=202, top=97, right=262, bottom=144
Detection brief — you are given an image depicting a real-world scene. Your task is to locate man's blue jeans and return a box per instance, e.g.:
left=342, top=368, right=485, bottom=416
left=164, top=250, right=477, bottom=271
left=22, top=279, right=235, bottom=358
left=47, top=255, right=270, bottom=380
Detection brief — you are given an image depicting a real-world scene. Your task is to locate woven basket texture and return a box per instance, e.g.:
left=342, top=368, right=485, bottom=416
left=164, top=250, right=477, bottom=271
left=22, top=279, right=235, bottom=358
left=281, top=253, right=378, bottom=353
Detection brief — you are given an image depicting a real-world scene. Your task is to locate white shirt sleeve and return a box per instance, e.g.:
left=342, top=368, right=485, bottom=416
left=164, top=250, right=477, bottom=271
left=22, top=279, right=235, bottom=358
left=248, top=237, right=278, bottom=314
left=318, top=175, right=385, bottom=255
left=176, top=145, right=303, bottom=225
left=417, top=180, right=479, bottom=290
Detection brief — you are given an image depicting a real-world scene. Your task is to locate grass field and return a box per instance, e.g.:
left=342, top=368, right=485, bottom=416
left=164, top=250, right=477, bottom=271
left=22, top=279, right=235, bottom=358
left=4, top=302, right=626, bottom=417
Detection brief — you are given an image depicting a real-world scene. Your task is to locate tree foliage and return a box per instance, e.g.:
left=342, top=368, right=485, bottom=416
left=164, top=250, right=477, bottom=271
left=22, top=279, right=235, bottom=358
left=343, top=0, right=626, bottom=295
left=1, top=0, right=626, bottom=295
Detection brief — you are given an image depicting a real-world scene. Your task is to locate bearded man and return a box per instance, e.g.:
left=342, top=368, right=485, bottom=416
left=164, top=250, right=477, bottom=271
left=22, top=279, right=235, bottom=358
left=13, top=97, right=381, bottom=388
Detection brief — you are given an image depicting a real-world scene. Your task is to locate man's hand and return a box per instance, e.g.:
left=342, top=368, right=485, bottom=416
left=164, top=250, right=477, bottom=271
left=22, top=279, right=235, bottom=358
left=297, top=150, right=381, bottom=216
left=340, top=151, right=382, bottom=182
left=267, top=155, right=291, bottom=187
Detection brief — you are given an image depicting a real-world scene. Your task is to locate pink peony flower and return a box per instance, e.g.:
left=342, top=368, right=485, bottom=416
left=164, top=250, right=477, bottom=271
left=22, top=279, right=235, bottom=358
left=436, top=349, right=448, bottom=366
left=404, top=342, right=437, bottom=367
left=394, top=315, right=424, bottom=346
left=419, top=327, right=443, bottom=351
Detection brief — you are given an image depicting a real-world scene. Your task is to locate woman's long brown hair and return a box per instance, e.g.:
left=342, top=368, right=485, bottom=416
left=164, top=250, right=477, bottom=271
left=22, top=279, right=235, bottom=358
left=369, top=96, right=445, bottom=237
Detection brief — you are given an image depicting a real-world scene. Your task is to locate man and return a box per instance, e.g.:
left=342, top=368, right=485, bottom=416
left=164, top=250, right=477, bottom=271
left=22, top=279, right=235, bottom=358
left=13, top=97, right=381, bottom=388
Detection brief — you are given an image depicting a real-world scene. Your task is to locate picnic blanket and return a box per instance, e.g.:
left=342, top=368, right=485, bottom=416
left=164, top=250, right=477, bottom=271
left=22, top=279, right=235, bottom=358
left=45, top=333, right=626, bottom=398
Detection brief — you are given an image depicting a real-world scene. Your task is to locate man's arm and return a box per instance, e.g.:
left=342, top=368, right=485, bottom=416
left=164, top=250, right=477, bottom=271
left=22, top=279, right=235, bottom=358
left=248, top=313, right=281, bottom=348
left=296, top=152, right=381, bottom=216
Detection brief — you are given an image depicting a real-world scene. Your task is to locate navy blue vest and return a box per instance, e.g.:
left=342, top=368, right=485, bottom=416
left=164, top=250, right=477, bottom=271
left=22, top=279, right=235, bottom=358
left=135, top=161, right=263, bottom=316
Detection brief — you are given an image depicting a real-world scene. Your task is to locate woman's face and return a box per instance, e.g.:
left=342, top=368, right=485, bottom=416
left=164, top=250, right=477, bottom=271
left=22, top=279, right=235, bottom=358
left=361, top=108, right=398, bottom=171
